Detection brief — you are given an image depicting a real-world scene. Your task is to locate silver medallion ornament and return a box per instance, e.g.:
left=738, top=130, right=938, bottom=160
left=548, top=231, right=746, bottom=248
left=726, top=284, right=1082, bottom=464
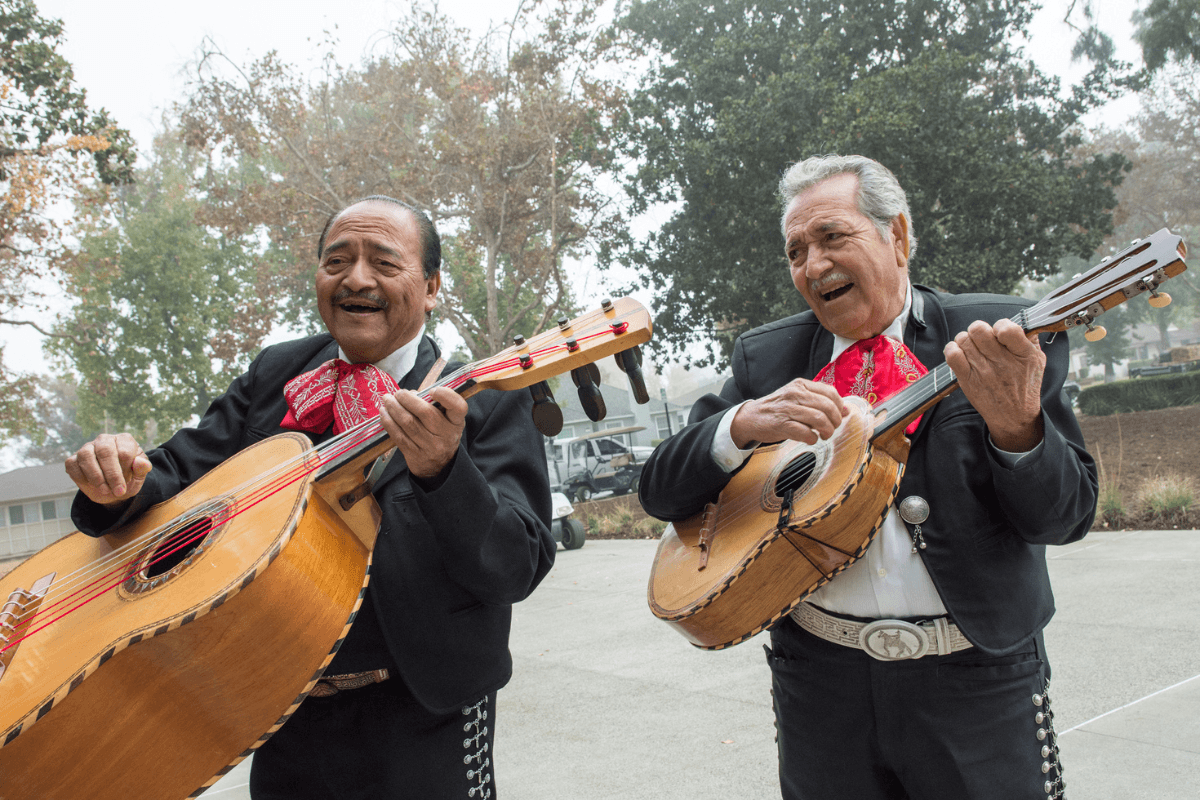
left=898, top=495, right=930, bottom=553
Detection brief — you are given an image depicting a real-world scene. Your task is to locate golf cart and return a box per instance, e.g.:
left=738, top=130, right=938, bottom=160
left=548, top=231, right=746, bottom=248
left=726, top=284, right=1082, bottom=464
left=550, top=491, right=586, bottom=550
left=555, top=425, right=650, bottom=504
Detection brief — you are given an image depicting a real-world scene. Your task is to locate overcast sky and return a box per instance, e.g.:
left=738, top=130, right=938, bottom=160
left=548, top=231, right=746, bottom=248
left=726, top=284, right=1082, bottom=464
left=3, top=0, right=1147, bottom=380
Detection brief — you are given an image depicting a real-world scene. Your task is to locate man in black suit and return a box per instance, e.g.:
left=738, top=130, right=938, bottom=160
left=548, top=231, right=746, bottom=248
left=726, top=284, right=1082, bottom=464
left=66, top=196, right=555, bottom=799
left=639, top=155, right=1097, bottom=799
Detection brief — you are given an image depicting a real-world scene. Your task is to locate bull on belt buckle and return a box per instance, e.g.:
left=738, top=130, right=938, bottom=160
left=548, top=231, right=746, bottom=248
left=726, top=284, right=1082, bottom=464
left=859, top=620, right=930, bottom=661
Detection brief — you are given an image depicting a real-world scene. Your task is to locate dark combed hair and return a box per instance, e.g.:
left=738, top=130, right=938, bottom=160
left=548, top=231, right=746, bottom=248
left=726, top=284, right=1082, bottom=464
left=317, top=195, right=442, bottom=278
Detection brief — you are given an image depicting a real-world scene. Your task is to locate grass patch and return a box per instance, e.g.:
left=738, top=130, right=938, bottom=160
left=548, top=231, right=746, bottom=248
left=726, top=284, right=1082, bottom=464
left=1134, top=472, right=1196, bottom=522
left=1094, top=425, right=1125, bottom=526
left=580, top=506, right=666, bottom=539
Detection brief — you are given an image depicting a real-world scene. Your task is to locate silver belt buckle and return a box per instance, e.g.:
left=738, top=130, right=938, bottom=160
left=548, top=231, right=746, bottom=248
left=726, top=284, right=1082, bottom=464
left=859, top=619, right=930, bottom=661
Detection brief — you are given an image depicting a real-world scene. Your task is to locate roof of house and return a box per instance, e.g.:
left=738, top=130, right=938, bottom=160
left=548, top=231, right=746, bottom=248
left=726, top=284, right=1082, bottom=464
left=0, top=463, right=77, bottom=505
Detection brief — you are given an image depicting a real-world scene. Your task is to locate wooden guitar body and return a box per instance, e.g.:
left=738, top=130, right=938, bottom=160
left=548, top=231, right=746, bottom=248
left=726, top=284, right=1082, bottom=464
left=0, top=433, right=373, bottom=800
left=647, top=230, right=1188, bottom=652
left=648, top=397, right=906, bottom=650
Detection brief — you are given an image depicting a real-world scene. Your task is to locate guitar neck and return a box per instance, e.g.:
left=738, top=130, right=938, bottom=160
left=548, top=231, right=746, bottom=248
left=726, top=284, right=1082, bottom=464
left=870, top=226, right=1189, bottom=442
left=870, top=361, right=960, bottom=442
left=310, top=297, right=653, bottom=483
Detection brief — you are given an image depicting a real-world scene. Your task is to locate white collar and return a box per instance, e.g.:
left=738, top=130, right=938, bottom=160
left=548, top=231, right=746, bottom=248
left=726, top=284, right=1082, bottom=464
left=337, top=325, right=426, bottom=383
left=829, top=284, right=913, bottom=362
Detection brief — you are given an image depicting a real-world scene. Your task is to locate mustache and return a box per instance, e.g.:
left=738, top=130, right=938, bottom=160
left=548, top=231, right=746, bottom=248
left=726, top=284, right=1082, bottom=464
left=332, top=290, right=389, bottom=308
left=809, top=270, right=854, bottom=294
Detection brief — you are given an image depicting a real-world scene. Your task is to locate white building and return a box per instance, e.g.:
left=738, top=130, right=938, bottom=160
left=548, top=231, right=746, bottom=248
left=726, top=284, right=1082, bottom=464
left=0, top=464, right=78, bottom=562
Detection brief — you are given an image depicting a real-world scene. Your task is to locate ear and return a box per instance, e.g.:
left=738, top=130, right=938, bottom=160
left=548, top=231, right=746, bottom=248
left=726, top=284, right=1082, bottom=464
left=424, top=272, right=442, bottom=313
left=890, top=214, right=910, bottom=267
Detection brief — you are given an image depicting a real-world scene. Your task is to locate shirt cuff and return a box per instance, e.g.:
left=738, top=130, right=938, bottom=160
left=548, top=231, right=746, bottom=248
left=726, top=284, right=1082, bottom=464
left=711, top=403, right=758, bottom=473
left=989, top=435, right=1043, bottom=467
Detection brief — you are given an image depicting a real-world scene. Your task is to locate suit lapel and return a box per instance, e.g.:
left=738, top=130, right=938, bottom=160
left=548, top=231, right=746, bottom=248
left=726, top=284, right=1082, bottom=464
left=905, top=286, right=949, bottom=442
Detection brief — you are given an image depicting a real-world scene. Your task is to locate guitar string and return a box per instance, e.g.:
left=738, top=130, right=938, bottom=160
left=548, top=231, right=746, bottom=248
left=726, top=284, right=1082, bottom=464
left=3, top=362, right=496, bottom=640
left=0, top=252, right=1173, bottom=644
left=4, top=366, right=488, bottom=646
left=672, top=300, right=1059, bottom=548
left=2, top=311, right=638, bottom=651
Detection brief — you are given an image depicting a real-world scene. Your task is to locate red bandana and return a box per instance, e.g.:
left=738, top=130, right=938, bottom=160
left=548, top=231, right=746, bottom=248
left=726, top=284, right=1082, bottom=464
left=281, top=359, right=401, bottom=434
left=814, top=335, right=927, bottom=435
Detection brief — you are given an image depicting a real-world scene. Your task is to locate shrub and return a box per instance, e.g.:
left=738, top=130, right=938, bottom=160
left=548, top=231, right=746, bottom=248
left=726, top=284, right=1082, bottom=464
left=1134, top=473, right=1196, bottom=521
left=1078, top=372, right=1200, bottom=416
left=581, top=506, right=667, bottom=539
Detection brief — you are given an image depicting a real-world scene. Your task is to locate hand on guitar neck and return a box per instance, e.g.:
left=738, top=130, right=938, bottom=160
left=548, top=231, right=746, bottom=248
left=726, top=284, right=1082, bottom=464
left=378, top=385, right=468, bottom=482
left=65, top=432, right=153, bottom=508
left=729, top=378, right=849, bottom=449
left=943, top=318, right=1047, bottom=453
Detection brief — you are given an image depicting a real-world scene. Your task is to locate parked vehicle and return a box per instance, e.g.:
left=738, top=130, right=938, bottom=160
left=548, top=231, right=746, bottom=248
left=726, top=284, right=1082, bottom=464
left=547, top=425, right=653, bottom=503
left=549, top=491, right=585, bottom=550
left=1129, top=345, right=1200, bottom=378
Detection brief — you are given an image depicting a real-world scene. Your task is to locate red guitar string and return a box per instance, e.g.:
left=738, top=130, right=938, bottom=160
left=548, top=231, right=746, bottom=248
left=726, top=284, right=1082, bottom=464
left=2, top=320, right=632, bottom=655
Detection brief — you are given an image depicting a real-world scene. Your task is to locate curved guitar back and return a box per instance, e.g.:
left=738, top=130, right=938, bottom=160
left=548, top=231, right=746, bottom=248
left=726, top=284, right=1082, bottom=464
left=0, top=298, right=653, bottom=798
left=649, top=230, right=1189, bottom=650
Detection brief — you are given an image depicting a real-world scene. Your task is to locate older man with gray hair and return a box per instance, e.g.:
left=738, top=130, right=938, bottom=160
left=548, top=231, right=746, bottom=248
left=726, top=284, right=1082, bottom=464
left=639, top=154, right=1097, bottom=799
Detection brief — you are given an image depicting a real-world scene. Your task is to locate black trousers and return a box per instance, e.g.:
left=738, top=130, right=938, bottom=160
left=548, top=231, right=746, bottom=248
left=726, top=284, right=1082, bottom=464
left=767, top=619, right=1063, bottom=800
left=250, top=676, right=496, bottom=800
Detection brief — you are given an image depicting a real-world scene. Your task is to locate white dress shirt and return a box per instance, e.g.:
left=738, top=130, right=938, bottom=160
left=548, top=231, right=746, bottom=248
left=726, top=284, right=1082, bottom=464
left=337, top=325, right=426, bottom=384
left=709, top=287, right=1038, bottom=619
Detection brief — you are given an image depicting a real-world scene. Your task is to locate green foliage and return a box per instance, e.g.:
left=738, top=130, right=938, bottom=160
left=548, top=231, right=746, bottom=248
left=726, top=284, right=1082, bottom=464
left=1077, top=371, right=1200, bottom=416
left=611, top=0, right=1136, bottom=366
left=178, top=0, right=623, bottom=359
left=0, top=0, right=136, bottom=440
left=46, top=134, right=272, bottom=436
left=0, top=0, right=134, bottom=182
left=1135, top=0, right=1200, bottom=71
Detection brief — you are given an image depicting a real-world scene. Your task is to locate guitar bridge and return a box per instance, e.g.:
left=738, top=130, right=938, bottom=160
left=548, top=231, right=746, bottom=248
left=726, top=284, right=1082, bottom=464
left=0, top=572, right=55, bottom=683
left=697, top=503, right=718, bottom=571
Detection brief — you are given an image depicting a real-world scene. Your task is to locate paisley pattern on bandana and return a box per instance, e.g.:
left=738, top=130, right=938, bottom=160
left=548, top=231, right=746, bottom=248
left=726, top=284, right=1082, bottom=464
left=815, top=335, right=928, bottom=434
left=281, top=359, right=401, bottom=434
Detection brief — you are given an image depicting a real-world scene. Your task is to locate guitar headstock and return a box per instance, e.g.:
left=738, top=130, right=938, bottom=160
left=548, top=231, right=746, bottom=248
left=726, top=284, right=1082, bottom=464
left=446, top=297, right=653, bottom=435
left=1024, top=228, right=1188, bottom=337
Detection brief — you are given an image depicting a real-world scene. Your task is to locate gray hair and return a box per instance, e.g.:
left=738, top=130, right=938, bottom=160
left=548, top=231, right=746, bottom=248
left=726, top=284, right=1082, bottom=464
left=777, top=155, right=917, bottom=258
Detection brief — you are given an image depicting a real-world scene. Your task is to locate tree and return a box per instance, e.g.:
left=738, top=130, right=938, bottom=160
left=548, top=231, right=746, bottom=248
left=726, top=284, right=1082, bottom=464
left=0, top=0, right=135, bottom=437
left=178, top=0, right=626, bottom=359
left=1078, top=62, right=1200, bottom=356
left=1135, top=0, right=1200, bottom=71
left=47, top=132, right=272, bottom=436
left=15, top=374, right=90, bottom=464
left=611, top=0, right=1136, bottom=366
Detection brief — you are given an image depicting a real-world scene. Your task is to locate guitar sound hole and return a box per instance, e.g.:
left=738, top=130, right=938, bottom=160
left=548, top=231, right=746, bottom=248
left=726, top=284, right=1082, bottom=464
left=145, top=516, right=214, bottom=578
left=775, top=453, right=818, bottom=498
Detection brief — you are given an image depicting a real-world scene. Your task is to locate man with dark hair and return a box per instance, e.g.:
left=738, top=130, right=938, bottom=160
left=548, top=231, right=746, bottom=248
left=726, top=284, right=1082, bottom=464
left=639, top=155, right=1097, bottom=799
left=67, top=196, right=555, bottom=799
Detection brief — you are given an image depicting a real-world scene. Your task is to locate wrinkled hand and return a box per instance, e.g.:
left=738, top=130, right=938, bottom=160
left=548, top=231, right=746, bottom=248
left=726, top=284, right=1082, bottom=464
left=944, top=319, right=1046, bottom=452
left=730, top=378, right=848, bottom=448
left=379, top=386, right=468, bottom=480
left=65, top=433, right=153, bottom=508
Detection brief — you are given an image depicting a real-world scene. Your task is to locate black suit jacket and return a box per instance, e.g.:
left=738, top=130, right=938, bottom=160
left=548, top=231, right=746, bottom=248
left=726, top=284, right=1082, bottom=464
left=73, top=333, right=555, bottom=714
left=639, top=286, right=1098, bottom=655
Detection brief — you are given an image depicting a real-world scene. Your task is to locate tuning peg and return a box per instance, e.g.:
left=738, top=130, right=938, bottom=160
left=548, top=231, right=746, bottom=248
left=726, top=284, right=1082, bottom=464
left=1148, top=291, right=1172, bottom=309
left=528, top=381, right=563, bottom=437
left=571, top=363, right=607, bottom=421
left=1084, top=324, right=1107, bottom=342
left=614, top=346, right=650, bottom=404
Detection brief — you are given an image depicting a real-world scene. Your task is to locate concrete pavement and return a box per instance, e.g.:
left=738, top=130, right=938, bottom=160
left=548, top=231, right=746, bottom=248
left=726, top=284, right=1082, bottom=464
left=206, top=529, right=1200, bottom=799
